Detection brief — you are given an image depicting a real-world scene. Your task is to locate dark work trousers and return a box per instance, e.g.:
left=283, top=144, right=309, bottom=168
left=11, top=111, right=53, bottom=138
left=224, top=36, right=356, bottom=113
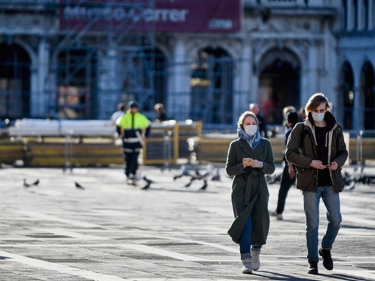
left=124, top=151, right=140, bottom=178
left=276, top=162, right=296, bottom=214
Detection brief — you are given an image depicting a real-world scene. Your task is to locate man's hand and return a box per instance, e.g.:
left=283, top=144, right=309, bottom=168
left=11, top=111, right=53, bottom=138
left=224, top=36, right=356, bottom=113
left=310, top=160, right=327, bottom=170
left=288, top=163, right=295, bottom=179
left=327, top=161, right=338, bottom=171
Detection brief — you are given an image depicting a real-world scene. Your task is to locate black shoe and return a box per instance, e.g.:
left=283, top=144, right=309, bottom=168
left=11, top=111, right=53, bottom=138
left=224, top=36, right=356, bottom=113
left=319, top=247, right=333, bottom=270
left=308, top=261, right=318, bottom=275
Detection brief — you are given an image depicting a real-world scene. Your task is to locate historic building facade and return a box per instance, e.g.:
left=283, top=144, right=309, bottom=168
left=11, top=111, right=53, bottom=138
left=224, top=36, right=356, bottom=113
left=0, top=0, right=374, bottom=133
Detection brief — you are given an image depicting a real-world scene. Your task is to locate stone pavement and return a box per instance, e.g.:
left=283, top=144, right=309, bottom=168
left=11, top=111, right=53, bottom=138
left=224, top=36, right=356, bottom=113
left=0, top=163, right=374, bottom=281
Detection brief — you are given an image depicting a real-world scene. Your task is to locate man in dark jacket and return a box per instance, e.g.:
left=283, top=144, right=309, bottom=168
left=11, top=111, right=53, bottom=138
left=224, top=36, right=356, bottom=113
left=286, top=93, right=348, bottom=275
left=270, top=110, right=299, bottom=220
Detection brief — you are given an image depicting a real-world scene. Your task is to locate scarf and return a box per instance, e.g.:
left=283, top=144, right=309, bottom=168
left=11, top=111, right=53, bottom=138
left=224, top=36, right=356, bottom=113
left=237, top=124, right=261, bottom=149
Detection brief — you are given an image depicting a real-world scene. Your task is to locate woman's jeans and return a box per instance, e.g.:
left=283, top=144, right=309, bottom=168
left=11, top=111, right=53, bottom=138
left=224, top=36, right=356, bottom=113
left=239, top=215, right=262, bottom=256
left=303, top=185, right=341, bottom=262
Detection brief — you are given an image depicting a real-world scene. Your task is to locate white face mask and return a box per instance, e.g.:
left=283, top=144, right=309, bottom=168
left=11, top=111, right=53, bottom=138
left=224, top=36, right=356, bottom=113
left=312, top=112, right=325, bottom=122
left=244, top=125, right=258, bottom=136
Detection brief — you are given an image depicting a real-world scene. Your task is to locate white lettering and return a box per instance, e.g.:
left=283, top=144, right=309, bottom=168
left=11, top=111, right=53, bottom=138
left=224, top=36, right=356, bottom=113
left=63, top=7, right=84, bottom=19
left=62, top=7, right=189, bottom=23
left=143, top=9, right=155, bottom=22
left=169, top=9, right=188, bottom=22
left=208, top=19, right=233, bottom=29
left=155, top=9, right=169, bottom=22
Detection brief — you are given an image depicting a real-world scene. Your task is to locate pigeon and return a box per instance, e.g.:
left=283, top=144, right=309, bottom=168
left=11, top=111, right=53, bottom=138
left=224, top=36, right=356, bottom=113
left=173, top=165, right=191, bottom=180
left=345, top=181, right=356, bottom=191
left=23, top=179, right=31, bottom=188
left=23, top=179, right=39, bottom=188
left=195, top=169, right=201, bottom=177
left=211, top=169, right=221, bottom=181
left=200, top=179, right=208, bottom=190
left=143, top=176, right=155, bottom=184
left=75, top=182, right=85, bottom=190
left=184, top=179, right=194, bottom=188
left=193, top=171, right=210, bottom=180
left=141, top=182, right=151, bottom=190
left=266, top=173, right=282, bottom=184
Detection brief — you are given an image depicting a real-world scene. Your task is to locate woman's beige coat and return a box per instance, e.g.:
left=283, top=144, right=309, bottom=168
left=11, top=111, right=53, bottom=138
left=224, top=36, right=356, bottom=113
left=226, top=138, right=275, bottom=244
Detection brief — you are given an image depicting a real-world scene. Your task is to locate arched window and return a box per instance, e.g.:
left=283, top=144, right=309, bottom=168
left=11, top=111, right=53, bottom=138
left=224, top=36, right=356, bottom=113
left=339, top=61, right=354, bottom=130
left=121, top=47, right=167, bottom=117
left=258, top=48, right=300, bottom=125
left=190, top=47, right=233, bottom=125
left=0, top=43, right=31, bottom=120
left=56, top=49, right=97, bottom=119
left=360, top=62, right=375, bottom=130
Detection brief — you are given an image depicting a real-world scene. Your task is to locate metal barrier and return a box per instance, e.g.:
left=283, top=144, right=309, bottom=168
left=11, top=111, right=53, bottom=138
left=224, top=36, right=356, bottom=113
left=356, top=130, right=363, bottom=173
left=143, top=120, right=202, bottom=165
left=4, top=125, right=374, bottom=168
left=64, top=134, right=73, bottom=172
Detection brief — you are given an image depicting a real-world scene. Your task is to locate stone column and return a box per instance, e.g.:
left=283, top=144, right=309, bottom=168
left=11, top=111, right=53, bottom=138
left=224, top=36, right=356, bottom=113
left=368, top=0, right=374, bottom=31
left=323, top=20, right=337, bottom=109
left=234, top=39, right=252, bottom=121
left=353, top=80, right=362, bottom=131
left=168, top=37, right=190, bottom=121
left=357, top=0, right=364, bottom=30
left=347, top=0, right=355, bottom=31
left=307, top=39, right=318, bottom=97
left=97, top=48, right=120, bottom=119
left=32, top=37, right=49, bottom=117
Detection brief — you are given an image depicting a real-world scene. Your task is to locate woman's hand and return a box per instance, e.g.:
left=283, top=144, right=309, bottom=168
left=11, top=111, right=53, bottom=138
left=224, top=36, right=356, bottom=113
left=243, top=158, right=252, bottom=169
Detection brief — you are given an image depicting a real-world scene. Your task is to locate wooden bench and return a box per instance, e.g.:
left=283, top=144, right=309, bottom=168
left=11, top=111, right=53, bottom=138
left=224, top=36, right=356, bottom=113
left=25, top=142, right=123, bottom=167
left=0, top=140, right=25, bottom=165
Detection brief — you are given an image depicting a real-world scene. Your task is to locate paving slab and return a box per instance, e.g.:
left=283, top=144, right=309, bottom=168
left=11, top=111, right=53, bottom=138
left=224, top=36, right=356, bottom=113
left=0, top=164, right=374, bottom=281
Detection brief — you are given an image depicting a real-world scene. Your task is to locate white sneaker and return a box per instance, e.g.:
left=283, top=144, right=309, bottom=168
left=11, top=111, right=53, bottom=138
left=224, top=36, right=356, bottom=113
left=270, top=210, right=283, bottom=220
left=241, top=258, right=252, bottom=274
left=251, top=250, right=260, bottom=271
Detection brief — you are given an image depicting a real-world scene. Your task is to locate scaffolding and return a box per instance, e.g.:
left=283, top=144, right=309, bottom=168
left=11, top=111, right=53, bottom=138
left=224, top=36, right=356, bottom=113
left=0, top=0, right=158, bottom=122
left=43, top=0, right=157, bottom=120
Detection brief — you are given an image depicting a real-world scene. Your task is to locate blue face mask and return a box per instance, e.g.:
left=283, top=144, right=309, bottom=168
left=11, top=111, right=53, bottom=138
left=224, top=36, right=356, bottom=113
left=244, top=125, right=258, bottom=136
left=312, top=112, right=325, bottom=122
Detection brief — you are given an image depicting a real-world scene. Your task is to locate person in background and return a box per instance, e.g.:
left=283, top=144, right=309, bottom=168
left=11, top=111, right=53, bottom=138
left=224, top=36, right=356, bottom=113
left=117, top=101, right=151, bottom=185
left=299, top=106, right=307, bottom=121
left=249, top=103, right=268, bottom=138
left=282, top=105, right=296, bottom=127
left=110, top=102, right=126, bottom=136
left=270, top=110, right=299, bottom=220
left=154, top=103, right=168, bottom=122
left=285, top=93, right=348, bottom=275
left=226, top=111, right=275, bottom=274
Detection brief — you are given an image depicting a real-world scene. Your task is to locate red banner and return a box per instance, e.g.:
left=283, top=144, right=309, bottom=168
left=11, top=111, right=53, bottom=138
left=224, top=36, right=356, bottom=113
left=59, top=0, right=241, bottom=32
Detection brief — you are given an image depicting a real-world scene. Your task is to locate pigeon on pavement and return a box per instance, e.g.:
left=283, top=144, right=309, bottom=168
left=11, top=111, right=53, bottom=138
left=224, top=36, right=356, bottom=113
left=75, top=182, right=85, bottom=190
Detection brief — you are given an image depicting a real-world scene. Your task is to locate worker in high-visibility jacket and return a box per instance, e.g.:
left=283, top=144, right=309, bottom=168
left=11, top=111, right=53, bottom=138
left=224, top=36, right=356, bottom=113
left=117, top=101, right=150, bottom=185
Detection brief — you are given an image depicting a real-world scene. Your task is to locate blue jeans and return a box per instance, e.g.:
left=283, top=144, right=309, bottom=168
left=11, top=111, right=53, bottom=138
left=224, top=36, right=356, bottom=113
left=303, top=185, right=342, bottom=262
left=238, top=215, right=262, bottom=255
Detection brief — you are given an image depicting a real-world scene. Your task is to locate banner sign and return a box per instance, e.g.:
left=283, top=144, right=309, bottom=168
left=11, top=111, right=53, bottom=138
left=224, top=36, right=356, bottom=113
left=59, top=0, right=241, bottom=32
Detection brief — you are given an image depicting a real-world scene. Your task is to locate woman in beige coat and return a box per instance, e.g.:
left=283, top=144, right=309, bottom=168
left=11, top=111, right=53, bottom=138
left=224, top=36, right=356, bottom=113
left=226, top=111, right=275, bottom=274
